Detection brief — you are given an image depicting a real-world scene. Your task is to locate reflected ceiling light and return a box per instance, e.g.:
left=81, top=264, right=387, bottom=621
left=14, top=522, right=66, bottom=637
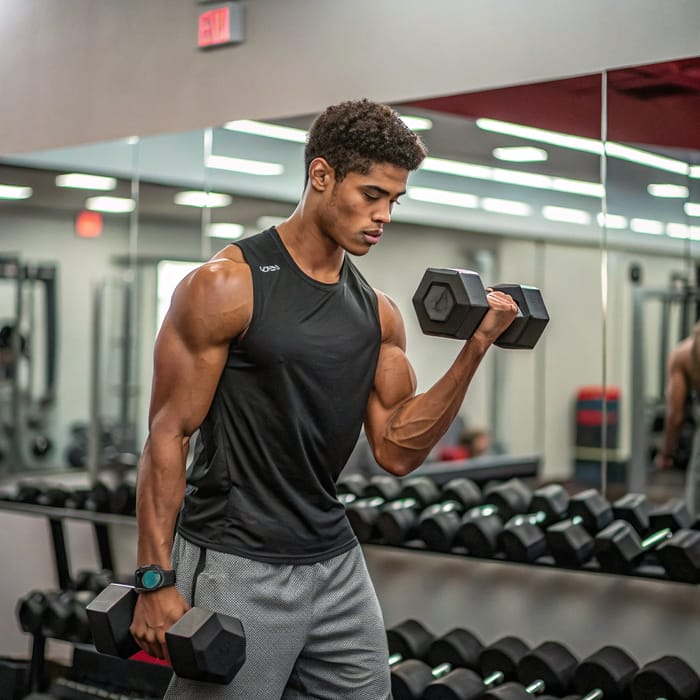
left=256, top=215, right=287, bottom=230
left=206, top=154, right=284, bottom=176
left=492, top=146, right=548, bottom=163
left=207, top=223, right=245, bottom=239
left=222, top=119, right=307, bottom=143
left=399, top=115, right=433, bottom=131
left=174, top=191, right=232, bottom=208
left=596, top=213, right=628, bottom=229
left=56, top=173, right=117, bottom=191
left=666, top=223, right=700, bottom=239
left=408, top=186, right=478, bottom=208
left=421, top=157, right=602, bottom=197
left=647, top=183, right=690, bottom=198
left=542, top=206, right=591, bottom=225
left=685, top=202, right=700, bottom=217
left=0, top=184, right=32, bottom=199
left=630, top=218, right=664, bottom=234
left=481, top=198, right=532, bottom=216
left=85, top=196, right=135, bottom=213
left=690, top=165, right=700, bottom=179
left=477, top=118, right=690, bottom=175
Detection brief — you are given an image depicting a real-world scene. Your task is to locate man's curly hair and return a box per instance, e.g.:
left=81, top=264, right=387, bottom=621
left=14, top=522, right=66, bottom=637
left=304, top=99, right=427, bottom=183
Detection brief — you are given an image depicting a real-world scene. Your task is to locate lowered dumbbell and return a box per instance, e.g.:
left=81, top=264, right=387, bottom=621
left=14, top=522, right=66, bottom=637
left=387, top=619, right=436, bottom=661
left=412, top=268, right=549, bottom=349
left=630, top=656, right=700, bottom=700
left=338, top=475, right=403, bottom=509
left=423, top=634, right=530, bottom=700
left=655, top=529, right=700, bottom=584
left=347, top=476, right=441, bottom=544
left=560, top=645, right=639, bottom=700
left=86, top=583, right=246, bottom=684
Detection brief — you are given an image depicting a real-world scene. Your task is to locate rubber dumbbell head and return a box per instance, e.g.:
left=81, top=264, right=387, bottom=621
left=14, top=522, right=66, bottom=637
left=490, top=284, right=549, bottom=350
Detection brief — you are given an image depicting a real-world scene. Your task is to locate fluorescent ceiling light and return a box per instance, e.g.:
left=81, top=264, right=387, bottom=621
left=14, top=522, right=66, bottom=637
left=647, top=183, right=690, bottom=198
left=666, top=223, right=700, bottom=239
left=85, top=196, right=135, bottom=213
left=56, top=173, right=117, bottom=191
left=0, top=184, right=32, bottom=199
left=690, top=165, right=700, bottom=179
left=492, top=146, right=548, bottom=163
left=256, top=215, right=287, bottom=230
left=399, top=115, right=433, bottom=131
left=481, top=198, right=532, bottom=216
left=207, top=154, right=284, bottom=176
left=408, top=186, right=478, bottom=208
left=630, top=218, right=664, bottom=235
left=421, top=157, right=602, bottom=197
left=685, top=202, right=700, bottom=217
left=207, top=223, right=245, bottom=239
left=542, top=206, right=591, bottom=225
left=597, top=213, right=628, bottom=229
left=223, top=119, right=307, bottom=143
left=476, top=118, right=690, bottom=175
left=174, top=191, right=232, bottom=208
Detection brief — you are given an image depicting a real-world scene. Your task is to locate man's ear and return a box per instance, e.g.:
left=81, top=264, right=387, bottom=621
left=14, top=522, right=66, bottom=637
left=308, top=157, right=334, bottom=192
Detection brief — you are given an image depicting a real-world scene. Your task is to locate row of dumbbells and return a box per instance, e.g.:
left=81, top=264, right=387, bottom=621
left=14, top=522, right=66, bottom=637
left=15, top=570, right=114, bottom=644
left=0, top=479, right=137, bottom=516
left=385, top=618, right=700, bottom=700
left=338, top=474, right=700, bottom=584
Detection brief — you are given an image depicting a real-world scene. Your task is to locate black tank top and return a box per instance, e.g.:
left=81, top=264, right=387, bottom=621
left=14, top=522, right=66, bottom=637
left=177, top=228, right=382, bottom=563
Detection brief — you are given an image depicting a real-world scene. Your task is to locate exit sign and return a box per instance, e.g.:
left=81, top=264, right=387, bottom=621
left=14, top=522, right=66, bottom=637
left=198, top=2, right=245, bottom=49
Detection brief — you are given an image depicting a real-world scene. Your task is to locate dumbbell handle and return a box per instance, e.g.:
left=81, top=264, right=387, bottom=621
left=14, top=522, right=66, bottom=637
left=641, top=528, right=673, bottom=551
left=389, top=653, right=454, bottom=680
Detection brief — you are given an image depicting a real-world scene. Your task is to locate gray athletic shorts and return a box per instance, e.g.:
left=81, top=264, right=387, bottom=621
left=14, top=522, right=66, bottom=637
left=164, top=535, right=391, bottom=699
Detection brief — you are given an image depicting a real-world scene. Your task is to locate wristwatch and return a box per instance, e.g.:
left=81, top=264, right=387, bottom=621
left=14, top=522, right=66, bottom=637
left=134, top=564, right=176, bottom=592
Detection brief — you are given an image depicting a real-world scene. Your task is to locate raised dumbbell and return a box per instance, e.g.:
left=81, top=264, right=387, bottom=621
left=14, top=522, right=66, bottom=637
left=630, top=656, right=700, bottom=700
left=412, top=268, right=549, bottom=349
left=86, top=582, right=246, bottom=684
left=346, top=476, right=441, bottom=544
left=422, top=634, right=530, bottom=700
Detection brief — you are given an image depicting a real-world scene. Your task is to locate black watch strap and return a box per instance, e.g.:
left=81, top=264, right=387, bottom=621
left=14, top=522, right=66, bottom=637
left=134, top=564, right=176, bottom=592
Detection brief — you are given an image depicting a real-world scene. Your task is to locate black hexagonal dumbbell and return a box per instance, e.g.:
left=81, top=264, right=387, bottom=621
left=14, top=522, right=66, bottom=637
left=86, top=583, right=246, bottom=685
left=561, top=644, right=639, bottom=700
left=412, top=268, right=549, bottom=349
left=346, top=476, right=441, bottom=544
left=630, top=655, right=700, bottom=700
left=422, top=634, right=530, bottom=700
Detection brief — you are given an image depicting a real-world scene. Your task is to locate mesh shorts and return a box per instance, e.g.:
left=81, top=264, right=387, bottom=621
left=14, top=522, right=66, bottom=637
left=163, top=535, right=391, bottom=699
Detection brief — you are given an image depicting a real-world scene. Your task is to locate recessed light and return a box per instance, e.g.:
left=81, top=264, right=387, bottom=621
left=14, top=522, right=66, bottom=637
left=597, top=213, right=628, bottom=229
left=207, top=223, right=245, bottom=239
left=630, top=218, right=664, bottom=235
left=492, top=147, right=548, bottom=163
left=174, top=191, right=232, bottom=208
left=685, top=202, right=700, bottom=217
left=85, top=196, right=135, bottom=213
left=222, top=120, right=307, bottom=143
left=647, top=183, right=689, bottom=198
left=56, top=173, right=117, bottom=191
left=399, top=115, right=433, bottom=131
left=481, top=198, right=532, bottom=216
left=542, top=206, right=591, bottom=225
left=0, top=184, right=32, bottom=200
left=256, top=216, right=287, bottom=230
left=206, top=154, right=284, bottom=176
left=408, top=186, right=478, bottom=208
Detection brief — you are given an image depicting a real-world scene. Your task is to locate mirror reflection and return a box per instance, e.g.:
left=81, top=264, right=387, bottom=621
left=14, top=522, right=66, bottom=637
left=0, top=58, right=698, bottom=521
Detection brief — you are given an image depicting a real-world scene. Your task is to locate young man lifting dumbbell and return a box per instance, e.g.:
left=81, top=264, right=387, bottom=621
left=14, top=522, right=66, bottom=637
left=132, top=99, right=521, bottom=699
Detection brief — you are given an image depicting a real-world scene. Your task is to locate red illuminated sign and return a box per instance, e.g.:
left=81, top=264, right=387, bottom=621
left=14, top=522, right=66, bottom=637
left=198, top=6, right=231, bottom=48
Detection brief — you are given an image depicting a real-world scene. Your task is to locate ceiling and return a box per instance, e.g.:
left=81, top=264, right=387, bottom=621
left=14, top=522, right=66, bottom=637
left=1, top=57, right=699, bottom=248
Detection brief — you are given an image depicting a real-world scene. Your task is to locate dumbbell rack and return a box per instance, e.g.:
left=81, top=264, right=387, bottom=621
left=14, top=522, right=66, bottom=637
left=0, top=500, right=134, bottom=694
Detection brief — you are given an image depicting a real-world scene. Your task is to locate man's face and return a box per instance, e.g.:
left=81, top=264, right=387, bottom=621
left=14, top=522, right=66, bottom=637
left=318, top=162, right=408, bottom=256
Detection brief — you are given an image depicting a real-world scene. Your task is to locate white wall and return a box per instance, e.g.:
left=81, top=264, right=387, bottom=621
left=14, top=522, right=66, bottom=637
left=2, top=1, right=700, bottom=154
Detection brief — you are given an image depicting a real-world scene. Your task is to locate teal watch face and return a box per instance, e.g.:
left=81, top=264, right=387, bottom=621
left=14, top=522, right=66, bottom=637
left=142, top=569, right=162, bottom=589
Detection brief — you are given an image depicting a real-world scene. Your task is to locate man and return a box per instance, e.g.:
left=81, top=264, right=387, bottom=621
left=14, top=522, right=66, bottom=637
left=131, top=99, right=518, bottom=698
left=656, top=324, right=700, bottom=517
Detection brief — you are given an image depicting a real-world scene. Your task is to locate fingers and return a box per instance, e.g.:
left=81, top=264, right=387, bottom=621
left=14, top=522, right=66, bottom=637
left=129, top=622, right=170, bottom=661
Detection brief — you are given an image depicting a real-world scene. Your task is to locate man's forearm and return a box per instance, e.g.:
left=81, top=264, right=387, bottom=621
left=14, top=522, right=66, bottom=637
left=135, top=436, right=187, bottom=567
left=381, top=337, right=489, bottom=470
